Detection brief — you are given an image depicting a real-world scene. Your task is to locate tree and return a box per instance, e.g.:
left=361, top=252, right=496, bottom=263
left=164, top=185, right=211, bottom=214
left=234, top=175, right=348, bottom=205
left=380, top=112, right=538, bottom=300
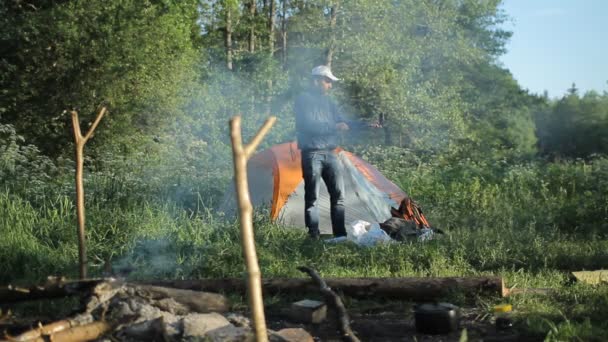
left=0, top=0, right=201, bottom=156
left=537, top=89, right=608, bottom=158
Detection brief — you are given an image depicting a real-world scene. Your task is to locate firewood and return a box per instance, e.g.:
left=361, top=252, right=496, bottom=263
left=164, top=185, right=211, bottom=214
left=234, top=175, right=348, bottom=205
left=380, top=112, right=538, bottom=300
left=33, top=321, right=110, bottom=342
left=133, top=285, right=229, bottom=313
left=4, top=318, right=105, bottom=342
left=0, top=278, right=113, bottom=304
left=7, top=320, right=72, bottom=341
left=145, top=276, right=506, bottom=300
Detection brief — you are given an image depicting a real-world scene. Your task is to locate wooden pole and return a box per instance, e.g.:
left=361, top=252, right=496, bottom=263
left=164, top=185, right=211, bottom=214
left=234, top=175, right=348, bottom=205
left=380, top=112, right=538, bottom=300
left=229, top=115, right=276, bottom=342
left=71, top=107, right=107, bottom=279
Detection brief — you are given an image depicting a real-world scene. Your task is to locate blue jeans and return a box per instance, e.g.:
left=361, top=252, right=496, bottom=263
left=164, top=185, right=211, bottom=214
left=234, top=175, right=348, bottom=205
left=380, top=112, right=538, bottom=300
left=301, top=150, right=346, bottom=237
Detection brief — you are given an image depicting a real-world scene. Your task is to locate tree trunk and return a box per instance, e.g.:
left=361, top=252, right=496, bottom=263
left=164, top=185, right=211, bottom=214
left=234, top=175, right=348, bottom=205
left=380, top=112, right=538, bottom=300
left=225, top=4, right=233, bottom=70
left=281, top=0, right=288, bottom=68
left=325, top=0, right=340, bottom=67
left=266, top=0, right=276, bottom=114
left=145, top=276, right=507, bottom=300
left=379, top=112, right=392, bottom=145
left=268, top=0, right=276, bottom=56
left=249, top=0, right=256, bottom=52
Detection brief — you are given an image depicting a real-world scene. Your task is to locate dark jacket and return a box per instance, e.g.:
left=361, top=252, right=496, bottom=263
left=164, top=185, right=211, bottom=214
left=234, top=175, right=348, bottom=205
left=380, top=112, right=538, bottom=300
left=294, top=89, right=343, bottom=151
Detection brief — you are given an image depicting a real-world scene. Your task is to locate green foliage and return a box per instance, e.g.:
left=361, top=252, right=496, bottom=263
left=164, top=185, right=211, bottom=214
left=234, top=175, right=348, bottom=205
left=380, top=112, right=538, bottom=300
left=0, top=123, right=61, bottom=200
left=1, top=149, right=608, bottom=337
left=537, top=88, right=608, bottom=159
left=1, top=0, right=201, bottom=156
left=1, top=1, right=608, bottom=339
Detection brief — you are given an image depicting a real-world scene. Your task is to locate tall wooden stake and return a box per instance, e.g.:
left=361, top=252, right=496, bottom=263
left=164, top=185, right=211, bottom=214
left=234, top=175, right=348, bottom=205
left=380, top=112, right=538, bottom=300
left=71, top=107, right=107, bottom=279
left=229, top=115, right=276, bottom=342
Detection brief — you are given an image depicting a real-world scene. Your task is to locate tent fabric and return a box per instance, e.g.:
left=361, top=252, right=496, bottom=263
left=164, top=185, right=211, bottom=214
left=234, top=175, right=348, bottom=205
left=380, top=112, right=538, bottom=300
left=220, top=141, right=407, bottom=234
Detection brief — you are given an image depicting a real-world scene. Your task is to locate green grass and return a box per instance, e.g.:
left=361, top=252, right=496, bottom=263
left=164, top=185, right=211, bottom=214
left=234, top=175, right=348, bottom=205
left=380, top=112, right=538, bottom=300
left=1, top=155, right=607, bottom=340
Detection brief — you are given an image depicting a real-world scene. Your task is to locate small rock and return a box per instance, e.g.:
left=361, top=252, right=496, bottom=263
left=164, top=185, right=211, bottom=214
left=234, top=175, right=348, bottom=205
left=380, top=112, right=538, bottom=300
left=160, top=312, right=182, bottom=337
left=110, top=301, right=135, bottom=319
left=154, top=297, right=190, bottom=315
left=288, top=299, right=327, bottom=324
left=226, top=312, right=251, bottom=327
left=204, top=325, right=255, bottom=342
left=182, top=312, right=232, bottom=338
left=270, top=328, right=315, bottom=342
left=116, top=317, right=165, bottom=340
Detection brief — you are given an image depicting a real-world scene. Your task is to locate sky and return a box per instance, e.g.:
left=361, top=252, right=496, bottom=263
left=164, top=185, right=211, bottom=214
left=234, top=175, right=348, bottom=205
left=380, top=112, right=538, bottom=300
left=499, top=0, right=607, bottom=99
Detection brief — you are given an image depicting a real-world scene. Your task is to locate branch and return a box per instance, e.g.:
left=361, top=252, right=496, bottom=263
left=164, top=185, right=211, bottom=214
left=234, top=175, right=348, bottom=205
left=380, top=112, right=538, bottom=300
left=298, top=266, right=360, bottom=342
left=70, top=111, right=83, bottom=142
left=83, top=107, right=107, bottom=142
left=229, top=114, right=276, bottom=342
left=244, top=116, right=277, bottom=158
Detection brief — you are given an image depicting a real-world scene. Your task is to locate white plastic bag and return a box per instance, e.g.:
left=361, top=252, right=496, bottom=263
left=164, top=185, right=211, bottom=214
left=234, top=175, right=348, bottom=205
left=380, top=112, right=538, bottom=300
left=346, top=219, right=370, bottom=243
left=357, top=223, right=394, bottom=247
left=346, top=220, right=393, bottom=247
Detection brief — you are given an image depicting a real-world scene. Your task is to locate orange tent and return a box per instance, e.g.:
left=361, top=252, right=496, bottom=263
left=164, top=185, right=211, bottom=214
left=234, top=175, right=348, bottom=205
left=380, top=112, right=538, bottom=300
left=220, top=141, right=407, bottom=234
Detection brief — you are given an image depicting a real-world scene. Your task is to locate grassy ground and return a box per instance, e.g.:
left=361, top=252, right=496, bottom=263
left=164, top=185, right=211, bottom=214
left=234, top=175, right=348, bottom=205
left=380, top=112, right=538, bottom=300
left=1, top=155, right=607, bottom=340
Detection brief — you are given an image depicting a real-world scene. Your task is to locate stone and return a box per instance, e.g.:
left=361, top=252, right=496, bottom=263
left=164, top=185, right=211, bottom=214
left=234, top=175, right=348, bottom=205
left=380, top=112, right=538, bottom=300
left=270, top=328, right=315, bottom=342
left=204, top=325, right=255, bottom=342
left=160, top=312, right=182, bottom=337
left=182, top=312, right=232, bottom=338
left=154, top=297, right=190, bottom=315
left=288, top=299, right=327, bottom=324
left=226, top=312, right=251, bottom=327
left=116, top=317, right=165, bottom=340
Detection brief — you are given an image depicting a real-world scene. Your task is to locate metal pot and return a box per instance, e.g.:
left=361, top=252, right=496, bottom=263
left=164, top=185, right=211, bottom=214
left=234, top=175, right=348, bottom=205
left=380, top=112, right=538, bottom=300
left=414, top=302, right=460, bottom=334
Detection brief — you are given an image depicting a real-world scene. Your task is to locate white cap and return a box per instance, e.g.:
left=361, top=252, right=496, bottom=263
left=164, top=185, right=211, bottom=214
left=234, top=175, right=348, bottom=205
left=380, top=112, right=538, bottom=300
left=311, top=65, right=340, bottom=81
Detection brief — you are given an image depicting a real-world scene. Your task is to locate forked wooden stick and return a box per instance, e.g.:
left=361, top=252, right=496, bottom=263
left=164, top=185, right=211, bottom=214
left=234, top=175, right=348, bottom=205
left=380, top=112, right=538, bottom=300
left=298, top=266, right=360, bottom=342
left=71, top=107, right=107, bottom=279
left=229, top=115, right=276, bottom=342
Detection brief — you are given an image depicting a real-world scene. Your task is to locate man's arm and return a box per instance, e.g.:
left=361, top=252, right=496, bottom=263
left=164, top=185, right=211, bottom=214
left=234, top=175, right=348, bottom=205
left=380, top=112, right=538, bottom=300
left=333, top=102, right=382, bottom=130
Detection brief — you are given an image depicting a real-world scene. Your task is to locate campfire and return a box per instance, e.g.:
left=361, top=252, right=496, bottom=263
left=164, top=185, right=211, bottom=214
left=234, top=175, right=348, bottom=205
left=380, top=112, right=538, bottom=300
left=1, top=277, right=313, bottom=341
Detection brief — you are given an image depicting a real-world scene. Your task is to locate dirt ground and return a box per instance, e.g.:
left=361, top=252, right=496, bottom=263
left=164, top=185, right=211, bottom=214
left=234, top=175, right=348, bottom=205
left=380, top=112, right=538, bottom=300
left=1, top=296, right=527, bottom=342
left=266, top=305, right=523, bottom=342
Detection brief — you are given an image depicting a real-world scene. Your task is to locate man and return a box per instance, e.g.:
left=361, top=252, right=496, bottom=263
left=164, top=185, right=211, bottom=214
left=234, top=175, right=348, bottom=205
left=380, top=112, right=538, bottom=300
left=294, top=65, right=357, bottom=239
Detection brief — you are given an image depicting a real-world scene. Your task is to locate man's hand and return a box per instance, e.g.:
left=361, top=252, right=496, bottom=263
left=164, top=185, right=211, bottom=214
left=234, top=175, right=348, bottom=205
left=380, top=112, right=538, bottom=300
left=336, top=122, right=350, bottom=131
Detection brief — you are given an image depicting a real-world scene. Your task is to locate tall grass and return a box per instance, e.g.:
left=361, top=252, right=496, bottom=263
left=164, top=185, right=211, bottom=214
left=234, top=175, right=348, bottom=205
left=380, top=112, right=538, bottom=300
left=1, top=152, right=607, bottom=339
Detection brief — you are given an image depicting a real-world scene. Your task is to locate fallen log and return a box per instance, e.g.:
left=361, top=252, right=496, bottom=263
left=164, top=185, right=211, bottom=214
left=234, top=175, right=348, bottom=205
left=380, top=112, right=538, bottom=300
left=0, top=278, right=112, bottom=304
left=1, top=277, right=505, bottom=304
left=144, top=276, right=507, bottom=300
left=0, top=279, right=229, bottom=314
left=134, top=285, right=230, bottom=313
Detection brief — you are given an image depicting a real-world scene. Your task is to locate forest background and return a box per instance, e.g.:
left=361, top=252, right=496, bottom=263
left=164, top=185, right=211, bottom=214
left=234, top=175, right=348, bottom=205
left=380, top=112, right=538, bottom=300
left=1, top=0, right=607, bottom=340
